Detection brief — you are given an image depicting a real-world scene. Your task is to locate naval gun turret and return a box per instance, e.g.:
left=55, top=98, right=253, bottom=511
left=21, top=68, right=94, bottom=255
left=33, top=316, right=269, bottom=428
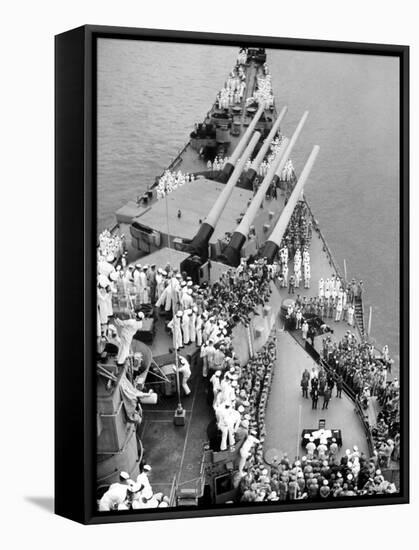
left=259, top=144, right=320, bottom=263
left=218, top=104, right=265, bottom=182
left=217, top=112, right=310, bottom=267
left=240, top=105, right=288, bottom=190
left=180, top=131, right=262, bottom=281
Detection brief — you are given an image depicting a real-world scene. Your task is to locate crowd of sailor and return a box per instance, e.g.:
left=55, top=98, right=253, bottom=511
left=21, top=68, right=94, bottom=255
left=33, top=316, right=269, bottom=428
left=155, top=169, right=197, bottom=199
left=248, top=73, right=274, bottom=109
left=98, top=230, right=125, bottom=262
left=322, top=333, right=398, bottom=415
left=217, top=64, right=246, bottom=109
left=238, top=444, right=398, bottom=502
left=98, top=465, right=171, bottom=511
left=236, top=48, right=247, bottom=65
left=206, top=155, right=229, bottom=171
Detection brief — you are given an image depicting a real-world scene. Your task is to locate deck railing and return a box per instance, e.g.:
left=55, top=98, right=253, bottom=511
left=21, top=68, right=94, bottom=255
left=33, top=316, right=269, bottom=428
left=290, top=332, right=375, bottom=455
left=303, top=198, right=366, bottom=339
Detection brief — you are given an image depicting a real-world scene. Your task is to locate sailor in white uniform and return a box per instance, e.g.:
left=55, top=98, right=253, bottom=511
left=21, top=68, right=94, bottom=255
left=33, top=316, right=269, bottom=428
left=115, top=312, right=145, bottom=365
left=216, top=402, right=236, bottom=451
left=189, top=307, right=197, bottom=343
left=318, top=277, right=324, bottom=298
left=182, top=309, right=191, bottom=345
left=195, top=309, right=203, bottom=347
left=167, top=311, right=183, bottom=350
left=174, top=355, right=191, bottom=395
left=238, top=430, right=260, bottom=474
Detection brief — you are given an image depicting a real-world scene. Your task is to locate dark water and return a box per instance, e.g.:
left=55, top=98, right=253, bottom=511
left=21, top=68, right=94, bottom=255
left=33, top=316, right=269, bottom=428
left=97, top=39, right=399, bottom=363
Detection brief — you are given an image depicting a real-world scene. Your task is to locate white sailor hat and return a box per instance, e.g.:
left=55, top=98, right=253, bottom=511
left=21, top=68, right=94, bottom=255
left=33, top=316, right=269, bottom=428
left=180, top=281, right=186, bottom=287
left=109, top=271, right=118, bottom=281
left=119, top=471, right=130, bottom=480
left=137, top=311, right=145, bottom=319
left=175, top=273, right=182, bottom=279
left=106, top=253, right=114, bottom=262
left=158, top=501, right=169, bottom=508
left=231, top=381, right=238, bottom=387
left=98, top=274, right=109, bottom=288
left=244, top=413, right=251, bottom=420
left=187, top=281, right=193, bottom=287
left=176, top=311, right=183, bottom=317
left=143, top=265, right=149, bottom=270
left=238, top=405, right=245, bottom=413
left=135, top=263, right=142, bottom=269
left=192, top=306, right=198, bottom=313
left=143, top=464, right=152, bottom=472
left=215, top=371, right=222, bottom=377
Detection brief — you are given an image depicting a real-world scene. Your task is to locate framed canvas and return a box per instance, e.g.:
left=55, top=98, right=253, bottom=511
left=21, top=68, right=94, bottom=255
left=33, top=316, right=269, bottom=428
left=55, top=25, right=409, bottom=524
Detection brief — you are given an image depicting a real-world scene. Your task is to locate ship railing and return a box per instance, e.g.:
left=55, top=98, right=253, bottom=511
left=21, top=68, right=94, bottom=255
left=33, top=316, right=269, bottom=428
left=168, top=474, right=177, bottom=507
left=293, top=335, right=375, bottom=454
left=303, top=197, right=366, bottom=339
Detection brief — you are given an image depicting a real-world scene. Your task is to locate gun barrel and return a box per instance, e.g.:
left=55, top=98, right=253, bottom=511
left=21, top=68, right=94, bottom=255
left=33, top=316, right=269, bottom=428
left=216, top=111, right=310, bottom=266
left=220, top=104, right=265, bottom=180
left=217, top=138, right=289, bottom=266
left=186, top=131, right=261, bottom=257
left=260, top=145, right=320, bottom=262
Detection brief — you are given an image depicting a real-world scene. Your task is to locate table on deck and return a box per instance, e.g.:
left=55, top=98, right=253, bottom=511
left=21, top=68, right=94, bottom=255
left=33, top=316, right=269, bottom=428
left=301, top=428, right=342, bottom=448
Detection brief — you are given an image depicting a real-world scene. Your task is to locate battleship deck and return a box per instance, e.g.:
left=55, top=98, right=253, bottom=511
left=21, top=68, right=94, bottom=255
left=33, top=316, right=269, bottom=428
left=264, top=330, right=368, bottom=461
left=134, top=178, right=254, bottom=244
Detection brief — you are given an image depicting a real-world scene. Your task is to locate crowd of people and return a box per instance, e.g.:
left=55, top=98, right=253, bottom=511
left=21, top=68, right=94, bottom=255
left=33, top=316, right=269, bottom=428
left=208, top=337, right=275, bottom=458
left=250, top=73, right=274, bottom=109
left=217, top=62, right=246, bottom=109
left=98, top=230, right=125, bottom=263
left=206, top=155, right=229, bottom=172
left=98, top=465, right=171, bottom=511
left=238, top=444, right=398, bottom=502
left=155, top=169, right=197, bottom=199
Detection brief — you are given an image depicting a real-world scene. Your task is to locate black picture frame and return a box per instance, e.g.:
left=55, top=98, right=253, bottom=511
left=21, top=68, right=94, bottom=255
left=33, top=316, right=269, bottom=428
left=55, top=24, right=409, bottom=524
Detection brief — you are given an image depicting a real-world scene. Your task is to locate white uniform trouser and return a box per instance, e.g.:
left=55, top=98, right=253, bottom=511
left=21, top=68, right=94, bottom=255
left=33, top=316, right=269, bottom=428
left=181, top=370, right=191, bottom=395
left=335, top=308, right=342, bottom=321
left=238, top=449, right=250, bottom=473
left=174, top=325, right=183, bottom=349
left=182, top=319, right=190, bottom=345
left=117, top=336, right=132, bottom=364
left=189, top=316, right=196, bottom=343
left=220, top=424, right=235, bottom=451
left=196, top=327, right=202, bottom=347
